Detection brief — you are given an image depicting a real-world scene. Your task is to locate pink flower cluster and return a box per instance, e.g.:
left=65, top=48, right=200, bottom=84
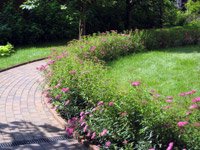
left=64, top=100, right=70, bottom=106
left=192, top=97, right=200, bottom=103
left=100, top=129, right=108, bottom=136
left=66, top=127, right=74, bottom=137
left=97, top=101, right=104, bottom=106
left=105, top=141, right=111, bottom=148
left=166, top=99, right=173, bottom=103
left=166, top=142, right=174, bottom=150
left=90, top=46, right=96, bottom=52
left=189, top=104, right=199, bottom=110
left=62, top=87, right=70, bottom=93
left=179, top=90, right=196, bottom=97
left=66, top=117, right=78, bottom=137
left=36, top=65, right=48, bottom=71
left=131, top=81, right=141, bottom=86
left=177, top=121, right=188, bottom=127
left=47, top=60, right=55, bottom=65
left=55, top=83, right=61, bottom=88
left=108, top=101, right=114, bottom=106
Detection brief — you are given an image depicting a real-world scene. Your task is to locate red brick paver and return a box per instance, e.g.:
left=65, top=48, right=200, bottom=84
left=0, top=61, right=86, bottom=150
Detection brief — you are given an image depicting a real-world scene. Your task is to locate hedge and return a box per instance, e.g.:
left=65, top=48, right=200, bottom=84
left=41, top=26, right=200, bottom=150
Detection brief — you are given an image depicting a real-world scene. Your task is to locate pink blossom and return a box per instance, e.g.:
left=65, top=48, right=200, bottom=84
left=192, top=97, right=200, bottom=103
left=166, top=142, right=174, bottom=150
left=179, top=90, right=196, bottom=97
left=178, top=121, right=188, bottom=127
left=36, top=65, right=47, bottom=71
left=189, top=104, right=199, bottom=110
left=186, top=111, right=192, bottom=115
left=92, top=107, right=97, bottom=112
left=57, top=55, right=63, bottom=60
left=154, top=94, right=160, bottom=98
left=64, top=100, right=70, bottom=106
left=100, top=129, right=108, bottom=136
left=191, top=89, right=197, bottom=94
left=105, top=141, right=111, bottom=148
left=86, top=131, right=91, bottom=137
left=62, top=88, right=69, bottom=93
left=55, top=83, right=61, bottom=89
left=47, top=60, right=55, bottom=65
left=81, top=122, right=86, bottom=127
left=123, top=140, right=128, bottom=145
left=85, top=112, right=90, bottom=115
left=54, top=106, right=58, bottom=111
left=67, top=117, right=78, bottom=126
left=79, top=115, right=85, bottom=122
left=131, top=81, right=141, bottom=86
left=149, top=149, right=155, bottom=150
left=90, top=46, right=96, bottom=52
left=185, top=90, right=196, bottom=95
left=83, top=125, right=88, bottom=132
left=167, top=96, right=173, bottom=99
left=108, top=101, right=114, bottom=106
left=162, top=106, right=171, bottom=110
left=91, top=132, right=96, bottom=139
left=166, top=99, right=173, bottom=103
left=66, top=127, right=74, bottom=136
left=55, top=94, right=61, bottom=99
left=179, top=93, right=186, bottom=97
left=97, top=101, right=104, bottom=106
left=80, top=112, right=85, bottom=116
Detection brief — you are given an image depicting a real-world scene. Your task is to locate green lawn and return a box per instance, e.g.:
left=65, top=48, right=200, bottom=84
left=0, top=44, right=66, bottom=70
left=106, top=45, right=200, bottom=97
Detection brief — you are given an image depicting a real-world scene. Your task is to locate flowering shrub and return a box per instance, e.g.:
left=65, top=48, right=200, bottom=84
left=42, top=28, right=200, bottom=149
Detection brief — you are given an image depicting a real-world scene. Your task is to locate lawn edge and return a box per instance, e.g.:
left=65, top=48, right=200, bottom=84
left=0, top=57, right=48, bottom=73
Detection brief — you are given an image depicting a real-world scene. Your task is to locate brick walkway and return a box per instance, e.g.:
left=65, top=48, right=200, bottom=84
left=0, top=61, right=86, bottom=150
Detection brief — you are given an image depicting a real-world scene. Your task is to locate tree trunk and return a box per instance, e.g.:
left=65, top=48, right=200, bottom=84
left=158, top=0, right=163, bottom=28
left=125, top=0, right=131, bottom=30
left=78, top=2, right=86, bottom=40
left=125, top=0, right=135, bottom=30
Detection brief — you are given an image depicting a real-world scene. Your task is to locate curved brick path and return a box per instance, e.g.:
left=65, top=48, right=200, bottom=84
left=0, top=61, right=86, bottom=150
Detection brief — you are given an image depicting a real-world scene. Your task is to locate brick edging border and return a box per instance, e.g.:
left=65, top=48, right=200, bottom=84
left=42, top=87, right=100, bottom=150
left=0, top=57, right=47, bottom=73
left=43, top=94, right=67, bottom=129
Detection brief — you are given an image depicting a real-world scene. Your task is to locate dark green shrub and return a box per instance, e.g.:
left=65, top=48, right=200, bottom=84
left=0, top=0, right=78, bottom=45
left=133, top=27, right=200, bottom=50
left=0, top=1, right=24, bottom=45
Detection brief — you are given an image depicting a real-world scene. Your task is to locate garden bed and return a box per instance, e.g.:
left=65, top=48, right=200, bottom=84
left=41, top=27, right=200, bottom=150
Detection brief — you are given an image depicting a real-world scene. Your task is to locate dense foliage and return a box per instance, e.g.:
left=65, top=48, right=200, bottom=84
left=40, top=26, right=200, bottom=149
left=0, top=0, right=77, bottom=45
left=0, top=0, right=179, bottom=45
left=0, top=43, right=14, bottom=57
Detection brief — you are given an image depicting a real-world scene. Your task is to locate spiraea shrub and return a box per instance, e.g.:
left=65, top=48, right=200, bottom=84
left=40, top=27, right=200, bottom=149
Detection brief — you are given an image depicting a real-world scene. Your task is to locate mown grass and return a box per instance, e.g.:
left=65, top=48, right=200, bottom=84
left=0, top=44, right=67, bottom=70
left=106, top=45, right=200, bottom=97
